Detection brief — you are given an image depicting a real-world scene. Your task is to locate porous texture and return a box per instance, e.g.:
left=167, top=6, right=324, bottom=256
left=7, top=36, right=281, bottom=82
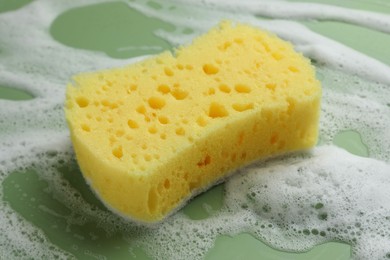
left=65, top=21, right=321, bottom=223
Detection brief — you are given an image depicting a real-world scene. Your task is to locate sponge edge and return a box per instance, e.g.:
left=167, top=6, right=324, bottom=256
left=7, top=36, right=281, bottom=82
left=65, top=21, right=321, bottom=223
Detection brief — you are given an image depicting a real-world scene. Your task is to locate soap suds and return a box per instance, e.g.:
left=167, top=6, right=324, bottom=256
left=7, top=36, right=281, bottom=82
left=175, top=0, right=390, bottom=33
left=224, top=146, right=390, bottom=259
left=1, top=0, right=390, bottom=259
left=136, top=146, right=390, bottom=260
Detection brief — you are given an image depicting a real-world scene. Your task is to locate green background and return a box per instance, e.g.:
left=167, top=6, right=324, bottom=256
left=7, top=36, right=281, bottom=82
left=1, top=0, right=389, bottom=259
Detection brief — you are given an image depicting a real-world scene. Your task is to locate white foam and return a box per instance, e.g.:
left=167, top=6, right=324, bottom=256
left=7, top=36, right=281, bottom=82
left=175, top=0, right=390, bottom=33
left=1, top=0, right=390, bottom=259
left=224, top=146, right=390, bottom=259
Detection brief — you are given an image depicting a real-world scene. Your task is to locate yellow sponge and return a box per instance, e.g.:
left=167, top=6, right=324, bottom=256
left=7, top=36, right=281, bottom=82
left=65, top=22, right=321, bottom=223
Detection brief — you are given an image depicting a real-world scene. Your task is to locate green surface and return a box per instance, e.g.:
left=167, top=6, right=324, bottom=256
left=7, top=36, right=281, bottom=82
left=206, top=234, right=351, bottom=260
left=1, top=0, right=390, bottom=259
left=0, top=0, right=32, bottom=13
left=3, top=167, right=149, bottom=259
left=333, top=130, right=369, bottom=157
left=50, top=2, right=174, bottom=59
left=303, top=21, right=390, bottom=66
left=182, top=184, right=224, bottom=220
left=288, top=0, right=390, bottom=14
left=0, top=85, right=34, bottom=101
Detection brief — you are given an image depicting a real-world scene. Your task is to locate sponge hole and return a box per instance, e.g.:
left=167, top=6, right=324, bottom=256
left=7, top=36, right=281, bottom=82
left=144, top=154, right=152, bottom=161
left=175, top=127, right=185, bottom=136
left=208, top=88, right=216, bottom=95
left=127, top=84, right=137, bottom=93
left=148, top=126, right=158, bottom=134
left=238, top=132, right=245, bottom=145
left=101, top=99, right=118, bottom=109
left=235, top=84, right=251, bottom=93
left=136, top=105, right=147, bottom=114
left=76, top=97, right=89, bottom=108
left=101, top=85, right=109, bottom=92
left=270, top=133, right=279, bottom=144
left=112, top=146, right=123, bottom=159
left=208, top=102, right=229, bottom=118
left=288, top=66, right=299, bottom=73
left=148, top=97, right=166, bottom=109
left=171, top=89, right=188, bottom=100
left=197, top=154, right=211, bottom=167
left=196, top=117, right=207, bottom=127
left=147, top=188, right=158, bottom=213
left=234, top=38, right=243, bottom=44
left=232, top=103, right=254, bottom=112
left=272, top=52, right=284, bottom=60
left=164, top=179, right=171, bottom=189
left=158, top=116, right=169, bottom=124
left=81, top=124, right=90, bottom=132
left=287, top=98, right=296, bottom=115
left=164, top=67, right=174, bottom=77
left=266, top=83, right=276, bottom=91
left=203, top=64, right=219, bottom=75
left=115, top=129, right=124, bottom=137
left=157, top=84, right=170, bottom=94
left=218, top=41, right=232, bottom=51
left=127, top=119, right=139, bottom=129
left=218, top=84, right=231, bottom=93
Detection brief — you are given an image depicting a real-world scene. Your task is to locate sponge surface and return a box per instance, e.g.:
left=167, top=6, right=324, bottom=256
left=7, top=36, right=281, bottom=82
left=65, top=22, right=321, bottom=223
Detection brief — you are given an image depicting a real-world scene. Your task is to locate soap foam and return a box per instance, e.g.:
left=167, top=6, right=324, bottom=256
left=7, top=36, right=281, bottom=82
left=1, top=0, right=390, bottom=259
left=224, top=146, right=390, bottom=259
left=135, top=146, right=390, bottom=260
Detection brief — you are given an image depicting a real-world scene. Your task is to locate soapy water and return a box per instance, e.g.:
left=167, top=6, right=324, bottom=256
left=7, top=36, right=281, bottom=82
left=0, top=0, right=390, bottom=259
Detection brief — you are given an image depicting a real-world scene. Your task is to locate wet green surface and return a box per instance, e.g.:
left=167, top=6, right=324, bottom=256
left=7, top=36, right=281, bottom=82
left=50, top=2, right=174, bottom=59
left=288, top=0, right=390, bottom=14
left=0, top=0, right=32, bottom=13
left=333, top=130, right=369, bottom=157
left=2, top=167, right=149, bottom=259
left=0, top=85, right=34, bottom=101
left=206, top=234, right=351, bottom=260
left=182, top=184, right=224, bottom=220
left=303, top=21, right=390, bottom=66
